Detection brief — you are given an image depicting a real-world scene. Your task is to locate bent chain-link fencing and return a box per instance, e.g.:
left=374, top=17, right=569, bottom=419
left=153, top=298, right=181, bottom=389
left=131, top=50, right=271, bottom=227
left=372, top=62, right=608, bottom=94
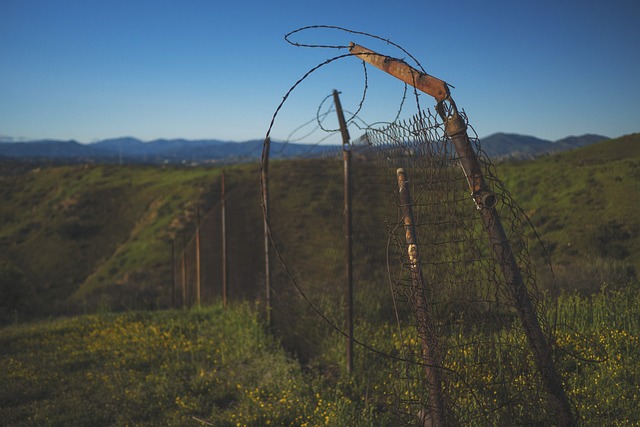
left=356, top=109, right=553, bottom=424
left=260, top=28, right=573, bottom=425
left=173, top=26, right=574, bottom=426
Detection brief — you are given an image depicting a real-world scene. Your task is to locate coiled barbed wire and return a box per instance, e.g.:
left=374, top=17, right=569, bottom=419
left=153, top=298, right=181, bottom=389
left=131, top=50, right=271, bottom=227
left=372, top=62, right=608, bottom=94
left=260, top=26, right=579, bottom=425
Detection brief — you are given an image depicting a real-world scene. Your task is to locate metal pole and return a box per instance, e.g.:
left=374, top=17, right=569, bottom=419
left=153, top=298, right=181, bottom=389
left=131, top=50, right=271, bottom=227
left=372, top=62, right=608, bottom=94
left=333, top=89, right=354, bottom=376
left=181, top=232, right=187, bottom=308
left=171, top=239, right=176, bottom=308
left=261, top=137, right=272, bottom=326
left=350, top=42, right=574, bottom=426
left=397, top=168, right=447, bottom=427
left=443, top=108, right=574, bottom=426
left=221, top=169, right=228, bottom=307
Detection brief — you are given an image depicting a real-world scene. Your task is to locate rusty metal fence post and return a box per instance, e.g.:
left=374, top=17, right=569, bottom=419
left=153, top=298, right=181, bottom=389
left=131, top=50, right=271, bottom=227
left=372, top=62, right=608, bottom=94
left=221, top=169, right=228, bottom=308
left=262, top=137, right=272, bottom=326
left=171, top=239, right=176, bottom=308
left=181, top=232, right=187, bottom=308
left=195, top=207, right=201, bottom=307
left=442, top=106, right=574, bottom=426
left=350, top=42, right=575, bottom=426
left=333, top=89, right=354, bottom=376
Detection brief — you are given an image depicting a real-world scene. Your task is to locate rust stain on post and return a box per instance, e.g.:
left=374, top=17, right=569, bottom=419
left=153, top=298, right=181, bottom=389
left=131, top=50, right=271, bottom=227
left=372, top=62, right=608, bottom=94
left=349, top=43, right=449, bottom=102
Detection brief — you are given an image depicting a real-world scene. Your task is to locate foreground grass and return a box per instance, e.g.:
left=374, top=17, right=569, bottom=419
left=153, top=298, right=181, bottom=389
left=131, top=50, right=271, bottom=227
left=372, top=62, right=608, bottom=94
left=0, top=303, right=389, bottom=426
left=2, top=283, right=639, bottom=426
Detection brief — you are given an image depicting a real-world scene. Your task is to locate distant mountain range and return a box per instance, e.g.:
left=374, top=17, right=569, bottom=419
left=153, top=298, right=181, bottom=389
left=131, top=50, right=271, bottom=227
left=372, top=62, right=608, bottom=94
left=0, top=137, right=336, bottom=164
left=0, top=133, right=609, bottom=164
left=479, top=133, right=609, bottom=159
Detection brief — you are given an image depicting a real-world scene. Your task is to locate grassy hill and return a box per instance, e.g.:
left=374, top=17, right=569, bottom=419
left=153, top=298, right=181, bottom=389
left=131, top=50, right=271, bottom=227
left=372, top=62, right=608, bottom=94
left=0, top=303, right=390, bottom=426
left=2, top=134, right=640, bottom=425
left=0, top=164, right=231, bottom=319
left=2, top=133, right=639, bottom=320
left=498, top=132, right=640, bottom=291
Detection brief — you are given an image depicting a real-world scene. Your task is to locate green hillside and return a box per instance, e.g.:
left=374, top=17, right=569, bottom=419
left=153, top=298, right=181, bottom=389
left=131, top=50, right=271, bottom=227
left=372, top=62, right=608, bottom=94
left=498, top=133, right=640, bottom=291
left=0, top=164, right=229, bottom=319
left=2, top=286, right=639, bottom=426
left=2, top=134, right=640, bottom=425
left=0, top=303, right=389, bottom=426
left=2, top=133, right=639, bottom=320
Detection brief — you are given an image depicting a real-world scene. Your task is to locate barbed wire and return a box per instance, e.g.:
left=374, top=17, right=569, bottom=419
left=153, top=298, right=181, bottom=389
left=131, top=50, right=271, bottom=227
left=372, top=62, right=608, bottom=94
left=284, top=25, right=428, bottom=73
left=263, top=25, right=441, bottom=152
left=260, top=26, right=579, bottom=425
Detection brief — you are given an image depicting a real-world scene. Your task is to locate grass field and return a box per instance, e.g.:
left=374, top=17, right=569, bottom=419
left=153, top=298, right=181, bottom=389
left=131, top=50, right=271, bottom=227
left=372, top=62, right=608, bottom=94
left=1, top=283, right=639, bottom=426
left=1, top=134, right=640, bottom=425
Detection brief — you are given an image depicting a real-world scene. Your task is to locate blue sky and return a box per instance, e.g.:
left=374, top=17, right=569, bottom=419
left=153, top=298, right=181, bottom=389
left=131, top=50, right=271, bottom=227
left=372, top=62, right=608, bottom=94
left=1, top=0, right=638, bottom=144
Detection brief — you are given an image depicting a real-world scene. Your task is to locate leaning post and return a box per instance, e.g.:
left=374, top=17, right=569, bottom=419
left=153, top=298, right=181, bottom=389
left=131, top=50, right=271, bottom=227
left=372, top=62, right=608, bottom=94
left=349, top=42, right=575, bottom=426
left=442, top=106, right=574, bottom=426
left=397, top=168, right=447, bottom=427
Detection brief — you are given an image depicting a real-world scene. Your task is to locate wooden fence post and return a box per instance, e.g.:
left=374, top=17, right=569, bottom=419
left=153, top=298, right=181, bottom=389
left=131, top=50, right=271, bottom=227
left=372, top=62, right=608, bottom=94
left=397, top=168, right=447, bottom=427
left=443, top=108, right=575, bottom=426
left=351, top=42, right=575, bottom=426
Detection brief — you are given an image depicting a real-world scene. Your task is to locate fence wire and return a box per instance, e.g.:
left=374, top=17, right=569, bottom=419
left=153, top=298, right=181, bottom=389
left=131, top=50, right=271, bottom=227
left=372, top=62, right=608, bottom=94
left=261, top=107, right=563, bottom=424
left=357, top=109, right=556, bottom=424
left=259, top=27, right=571, bottom=426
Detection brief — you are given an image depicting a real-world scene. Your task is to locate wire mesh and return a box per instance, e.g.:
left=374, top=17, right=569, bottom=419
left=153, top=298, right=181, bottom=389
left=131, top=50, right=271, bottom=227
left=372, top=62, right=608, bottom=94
left=356, top=109, right=556, bottom=424
left=173, top=26, right=573, bottom=425
left=258, top=104, right=566, bottom=424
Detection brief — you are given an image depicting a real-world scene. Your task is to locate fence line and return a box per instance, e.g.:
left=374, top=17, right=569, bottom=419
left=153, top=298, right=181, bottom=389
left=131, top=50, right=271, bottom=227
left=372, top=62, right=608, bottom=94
left=255, top=28, right=575, bottom=425
left=170, top=28, right=576, bottom=426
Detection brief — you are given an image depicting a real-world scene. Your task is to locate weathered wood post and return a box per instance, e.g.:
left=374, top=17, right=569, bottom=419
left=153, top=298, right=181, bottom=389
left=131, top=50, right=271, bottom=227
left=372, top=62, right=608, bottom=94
left=333, top=89, right=354, bottom=376
left=442, top=104, right=574, bottom=426
left=397, top=168, right=447, bottom=427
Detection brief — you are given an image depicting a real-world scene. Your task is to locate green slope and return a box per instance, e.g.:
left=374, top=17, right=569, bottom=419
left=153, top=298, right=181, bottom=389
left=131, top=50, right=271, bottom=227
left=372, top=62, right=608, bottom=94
left=0, top=303, right=377, bottom=426
left=0, top=164, right=223, bottom=317
left=498, top=133, right=640, bottom=285
left=1, top=133, right=639, bottom=320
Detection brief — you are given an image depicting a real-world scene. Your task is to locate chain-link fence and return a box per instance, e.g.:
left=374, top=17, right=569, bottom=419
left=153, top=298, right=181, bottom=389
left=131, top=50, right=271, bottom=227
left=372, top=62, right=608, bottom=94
left=173, top=27, right=575, bottom=425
